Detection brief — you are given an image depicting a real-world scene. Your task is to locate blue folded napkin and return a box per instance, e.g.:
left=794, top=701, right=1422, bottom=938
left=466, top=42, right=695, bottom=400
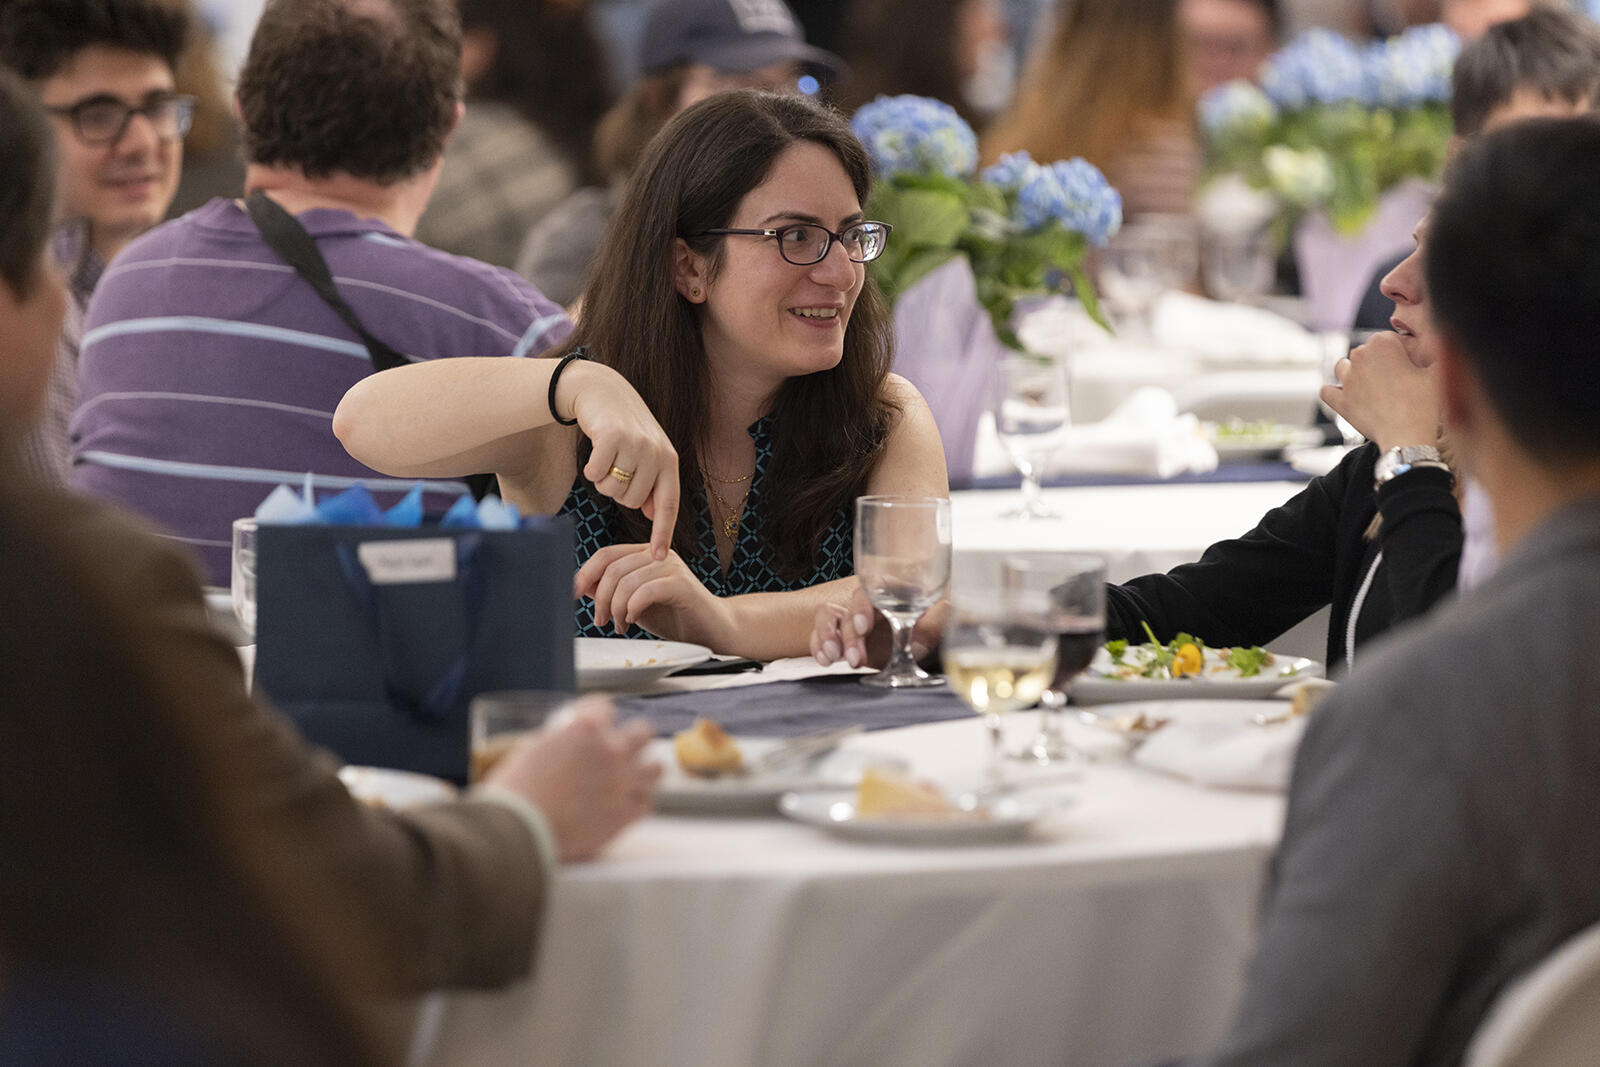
left=252, top=480, right=525, bottom=529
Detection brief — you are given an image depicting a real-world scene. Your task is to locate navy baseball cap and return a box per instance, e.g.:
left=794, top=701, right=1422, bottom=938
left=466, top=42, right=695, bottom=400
left=638, top=0, right=844, bottom=78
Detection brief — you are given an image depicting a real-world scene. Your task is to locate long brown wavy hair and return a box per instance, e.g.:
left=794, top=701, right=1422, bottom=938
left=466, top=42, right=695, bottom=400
left=981, top=0, right=1192, bottom=169
left=569, top=89, right=898, bottom=578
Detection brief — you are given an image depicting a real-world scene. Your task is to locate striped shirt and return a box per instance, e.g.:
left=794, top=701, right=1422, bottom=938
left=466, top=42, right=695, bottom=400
left=71, top=197, right=572, bottom=584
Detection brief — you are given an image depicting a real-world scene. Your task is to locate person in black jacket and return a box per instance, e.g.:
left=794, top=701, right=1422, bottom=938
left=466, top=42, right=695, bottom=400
left=808, top=217, right=1458, bottom=676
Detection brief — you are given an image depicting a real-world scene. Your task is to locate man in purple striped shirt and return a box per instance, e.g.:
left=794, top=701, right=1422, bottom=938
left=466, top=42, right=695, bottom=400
left=72, top=0, right=572, bottom=585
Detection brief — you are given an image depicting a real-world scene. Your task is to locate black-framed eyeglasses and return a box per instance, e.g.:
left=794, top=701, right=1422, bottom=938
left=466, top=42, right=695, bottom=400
left=45, top=93, right=197, bottom=147
left=694, top=221, right=893, bottom=266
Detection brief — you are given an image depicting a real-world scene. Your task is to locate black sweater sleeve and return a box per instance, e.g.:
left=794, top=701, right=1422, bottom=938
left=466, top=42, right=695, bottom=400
left=1368, top=465, right=1461, bottom=628
left=1104, top=460, right=1352, bottom=648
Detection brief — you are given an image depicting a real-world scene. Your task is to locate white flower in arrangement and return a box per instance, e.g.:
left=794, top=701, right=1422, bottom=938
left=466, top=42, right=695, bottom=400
left=1262, top=145, right=1335, bottom=207
left=1199, top=80, right=1277, bottom=137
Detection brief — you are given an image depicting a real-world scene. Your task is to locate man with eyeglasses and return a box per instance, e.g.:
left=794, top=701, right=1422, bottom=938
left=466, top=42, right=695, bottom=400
left=0, top=0, right=192, bottom=485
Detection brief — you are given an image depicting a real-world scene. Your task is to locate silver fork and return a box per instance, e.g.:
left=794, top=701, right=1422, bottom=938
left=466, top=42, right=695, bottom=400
left=754, top=724, right=863, bottom=774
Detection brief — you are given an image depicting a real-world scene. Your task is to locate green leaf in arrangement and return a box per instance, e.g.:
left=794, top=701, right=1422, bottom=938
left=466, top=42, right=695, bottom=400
left=894, top=246, right=963, bottom=295
left=893, top=187, right=969, bottom=249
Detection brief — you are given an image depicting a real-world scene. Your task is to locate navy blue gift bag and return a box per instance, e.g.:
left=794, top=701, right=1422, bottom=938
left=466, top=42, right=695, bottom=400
left=252, top=518, right=574, bottom=782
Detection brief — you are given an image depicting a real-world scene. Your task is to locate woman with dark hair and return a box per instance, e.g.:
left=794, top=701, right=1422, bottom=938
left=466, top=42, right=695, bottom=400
left=415, top=0, right=614, bottom=268
left=336, top=89, right=948, bottom=661
left=516, top=0, right=840, bottom=308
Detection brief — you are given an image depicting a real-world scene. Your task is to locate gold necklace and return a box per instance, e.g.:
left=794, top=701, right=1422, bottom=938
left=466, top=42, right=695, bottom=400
left=704, top=478, right=747, bottom=540
left=705, top=467, right=752, bottom=486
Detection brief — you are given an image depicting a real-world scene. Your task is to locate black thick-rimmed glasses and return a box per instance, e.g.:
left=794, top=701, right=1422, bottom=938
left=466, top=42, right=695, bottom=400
left=694, top=221, right=893, bottom=266
left=45, top=92, right=197, bottom=147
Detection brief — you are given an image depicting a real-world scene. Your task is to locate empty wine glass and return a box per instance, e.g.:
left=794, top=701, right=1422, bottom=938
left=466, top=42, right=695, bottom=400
left=1098, top=214, right=1200, bottom=335
left=1319, top=330, right=1370, bottom=448
left=993, top=352, right=1069, bottom=520
left=1201, top=225, right=1277, bottom=304
left=942, top=589, right=1058, bottom=782
left=1001, top=553, right=1106, bottom=765
left=231, top=516, right=258, bottom=640
left=854, top=495, right=952, bottom=688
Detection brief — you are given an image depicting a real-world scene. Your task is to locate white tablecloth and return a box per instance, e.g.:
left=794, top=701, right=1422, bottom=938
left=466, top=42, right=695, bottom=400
left=427, top=715, right=1282, bottom=1067
left=951, top=479, right=1330, bottom=663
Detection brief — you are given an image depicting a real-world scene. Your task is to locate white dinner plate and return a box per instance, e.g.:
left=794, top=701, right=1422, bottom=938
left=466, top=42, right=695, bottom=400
left=650, top=738, right=907, bottom=814
left=1073, top=646, right=1322, bottom=705
left=575, top=637, right=713, bottom=690
left=337, top=765, right=457, bottom=809
left=1286, top=443, right=1355, bottom=477
left=1206, top=423, right=1325, bottom=462
left=1075, top=698, right=1290, bottom=742
left=779, top=790, right=1050, bottom=844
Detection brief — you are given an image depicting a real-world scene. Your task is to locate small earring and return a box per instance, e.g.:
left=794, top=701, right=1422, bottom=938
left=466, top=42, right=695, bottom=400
left=689, top=287, right=702, bottom=300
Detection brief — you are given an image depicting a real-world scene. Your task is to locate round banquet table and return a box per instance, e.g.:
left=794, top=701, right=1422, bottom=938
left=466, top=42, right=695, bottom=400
left=423, top=715, right=1283, bottom=1067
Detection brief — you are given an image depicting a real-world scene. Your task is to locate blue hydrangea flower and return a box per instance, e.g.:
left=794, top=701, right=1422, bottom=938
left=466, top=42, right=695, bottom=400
left=850, top=94, right=978, bottom=180
left=1198, top=80, right=1278, bottom=136
left=1364, top=23, right=1459, bottom=107
left=1259, top=28, right=1368, bottom=109
left=1016, top=158, right=1123, bottom=246
left=979, top=150, right=1038, bottom=192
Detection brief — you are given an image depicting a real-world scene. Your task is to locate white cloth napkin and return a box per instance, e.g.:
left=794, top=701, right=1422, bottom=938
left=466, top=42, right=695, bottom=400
left=1133, top=715, right=1307, bottom=792
left=1151, top=290, right=1323, bottom=366
left=973, top=386, right=1219, bottom=478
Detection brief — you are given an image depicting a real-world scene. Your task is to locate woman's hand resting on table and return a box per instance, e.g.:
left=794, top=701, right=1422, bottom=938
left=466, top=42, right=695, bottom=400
left=574, top=543, right=732, bottom=650
left=809, top=585, right=947, bottom=669
left=1320, top=332, right=1441, bottom=453
left=485, top=697, right=660, bottom=862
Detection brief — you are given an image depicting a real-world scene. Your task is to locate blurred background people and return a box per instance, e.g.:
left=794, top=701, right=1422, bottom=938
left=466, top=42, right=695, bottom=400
left=1181, top=0, right=1282, bottom=94
left=0, top=0, right=192, bottom=485
left=517, top=0, right=842, bottom=310
left=415, top=0, right=615, bottom=269
left=166, top=3, right=246, bottom=218
left=835, top=0, right=1013, bottom=127
left=70, top=0, right=574, bottom=587
left=983, top=0, right=1201, bottom=222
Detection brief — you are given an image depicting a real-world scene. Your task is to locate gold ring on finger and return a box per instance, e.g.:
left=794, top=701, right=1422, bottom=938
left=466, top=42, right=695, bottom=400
left=609, top=466, right=635, bottom=484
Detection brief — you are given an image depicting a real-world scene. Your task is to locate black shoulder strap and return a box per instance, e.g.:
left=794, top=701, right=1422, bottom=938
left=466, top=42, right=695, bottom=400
left=243, top=191, right=498, bottom=501
left=244, top=190, right=409, bottom=372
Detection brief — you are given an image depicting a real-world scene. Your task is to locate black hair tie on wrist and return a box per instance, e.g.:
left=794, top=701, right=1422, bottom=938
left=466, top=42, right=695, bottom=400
left=547, top=348, right=586, bottom=427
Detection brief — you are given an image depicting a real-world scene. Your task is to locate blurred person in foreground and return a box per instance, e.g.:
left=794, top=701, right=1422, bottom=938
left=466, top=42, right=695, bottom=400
left=414, top=0, right=614, bottom=268
left=70, top=0, right=573, bottom=587
left=0, top=0, right=192, bottom=484
left=1181, top=114, right=1600, bottom=1067
left=0, top=64, right=654, bottom=1062
left=337, top=90, right=947, bottom=659
left=516, top=0, right=841, bottom=309
left=982, top=0, right=1202, bottom=220
left=1181, top=0, right=1281, bottom=95
left=834, top=0, right=1014, bottom=128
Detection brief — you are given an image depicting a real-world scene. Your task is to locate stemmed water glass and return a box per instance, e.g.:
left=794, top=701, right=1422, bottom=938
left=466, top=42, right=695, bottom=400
left=1097, top=214, right=1200, bottom=335
left=941, top=589, right=1059, bottom=782
left=854, top=495, right=952, bottom=688
left=1000, top=553, right=1106, bottom=765
left=993, top=352, right=1069, bottom=521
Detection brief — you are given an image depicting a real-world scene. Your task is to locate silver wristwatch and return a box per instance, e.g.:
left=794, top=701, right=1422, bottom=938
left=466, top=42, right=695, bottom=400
left=1373, top=444, right=1450, bottom=489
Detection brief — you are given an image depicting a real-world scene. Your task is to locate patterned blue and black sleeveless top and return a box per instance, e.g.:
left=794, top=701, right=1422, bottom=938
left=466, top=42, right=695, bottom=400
left=561, top=415, right=854, bottom=639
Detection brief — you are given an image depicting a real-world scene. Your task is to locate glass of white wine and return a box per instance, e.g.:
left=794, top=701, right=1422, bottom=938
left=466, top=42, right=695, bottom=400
left=855, top=495, right=953, bottom=688
left=942, top=589, right=1059, bottom=782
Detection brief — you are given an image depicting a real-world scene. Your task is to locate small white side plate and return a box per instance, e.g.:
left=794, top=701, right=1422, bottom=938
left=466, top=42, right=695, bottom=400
left=651, top=739, right=906, bottom=814
left=576, top=637, right=713, bottom=690
left=338, top=765, right=457, bottom=810
left=779, top=790, right=1050, bottom=844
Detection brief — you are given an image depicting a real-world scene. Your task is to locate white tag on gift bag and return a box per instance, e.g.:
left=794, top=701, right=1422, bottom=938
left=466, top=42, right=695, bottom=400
left=356, top=538, right=457, bottom=585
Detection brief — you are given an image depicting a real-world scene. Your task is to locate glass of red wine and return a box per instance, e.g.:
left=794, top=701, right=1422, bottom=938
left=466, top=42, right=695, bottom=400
left=1000, top=553, right=1107, bottom=764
